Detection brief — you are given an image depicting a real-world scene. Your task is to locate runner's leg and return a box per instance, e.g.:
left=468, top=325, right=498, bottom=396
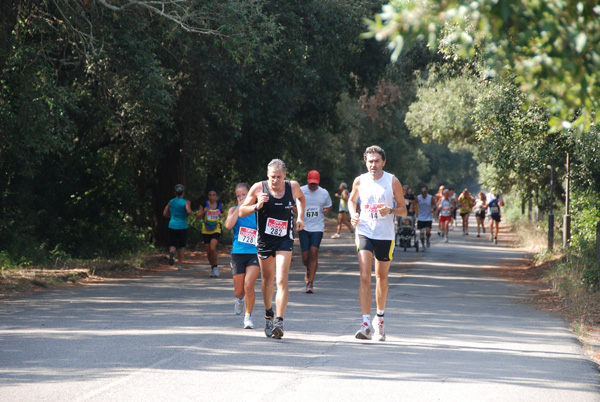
left=274, top=250, right=292, bottom=317
left=244, top=265, right=260, bottom=315
left=259, top=256, right=276, bottom=312
left=357, top=250, right=374, bottom=315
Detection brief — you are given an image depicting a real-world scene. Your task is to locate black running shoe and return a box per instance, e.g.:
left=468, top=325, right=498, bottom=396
left=168, top=252, right=175, bottom=266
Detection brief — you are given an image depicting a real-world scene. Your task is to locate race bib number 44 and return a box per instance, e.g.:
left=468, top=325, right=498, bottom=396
left=305, top=206, right=320, bottom=218
left=238, top=227, right=257, bottom=245
left=363, top=203, right=384, bottom=220
left=265, top=218, right=288, bottom=237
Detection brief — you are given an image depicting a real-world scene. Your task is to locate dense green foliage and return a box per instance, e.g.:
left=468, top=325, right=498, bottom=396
left=1, top=1, right=480, bottom=264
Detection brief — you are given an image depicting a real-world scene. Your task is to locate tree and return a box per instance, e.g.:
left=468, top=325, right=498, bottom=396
left=363, top=0, right=600, bottom=132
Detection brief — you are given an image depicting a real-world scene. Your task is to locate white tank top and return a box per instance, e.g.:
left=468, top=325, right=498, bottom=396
left=356, top=171, right=395, bottom=240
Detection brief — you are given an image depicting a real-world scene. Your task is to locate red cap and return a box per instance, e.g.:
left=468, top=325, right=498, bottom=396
left=307, top=170, right=320, bottom=184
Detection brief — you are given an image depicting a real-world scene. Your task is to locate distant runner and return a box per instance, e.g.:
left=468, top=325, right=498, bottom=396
left=198, top=190, right=224, bottom=277
left=299, top=170, right=332, bottom=293
left=331, top=182, right=353, bottom=238
left=163, top=184, right=194, bottom=271
left=416, top=185, right=435, bottom=250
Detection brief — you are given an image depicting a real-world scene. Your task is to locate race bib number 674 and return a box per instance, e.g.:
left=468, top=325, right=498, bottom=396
left=265, top=218, right=288, bottom=237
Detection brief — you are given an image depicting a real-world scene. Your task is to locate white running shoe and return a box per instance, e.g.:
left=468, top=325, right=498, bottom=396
left=244, top=315, right=254, bottom=329
left=210, top=266, right=220, bottom=277
left=234, top=298, right=244, bottom=315
left=444, top=236, right=449, bottom=243
left=372, top=316, right=386, bottom=341
left=331, top=233, right=341, bottom=239
left=355, top=322, right=374, bottom=340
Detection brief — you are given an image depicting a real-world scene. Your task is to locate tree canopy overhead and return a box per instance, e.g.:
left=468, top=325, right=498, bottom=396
left=363, top=0, right=600, bottom=133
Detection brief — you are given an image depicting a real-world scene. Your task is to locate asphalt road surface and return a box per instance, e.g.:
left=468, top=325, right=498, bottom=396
left=1, top=226, right=599, bottom=402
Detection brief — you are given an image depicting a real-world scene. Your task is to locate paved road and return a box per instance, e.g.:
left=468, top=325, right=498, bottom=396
left=1, top=227, right=599, bottom=402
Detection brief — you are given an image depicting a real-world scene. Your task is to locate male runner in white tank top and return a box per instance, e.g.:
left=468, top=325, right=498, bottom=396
left=348, top=145, right=407, bottom=341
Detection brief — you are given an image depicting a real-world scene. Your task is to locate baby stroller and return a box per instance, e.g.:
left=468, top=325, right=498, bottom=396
left=396, top=215, right=419, bottom=252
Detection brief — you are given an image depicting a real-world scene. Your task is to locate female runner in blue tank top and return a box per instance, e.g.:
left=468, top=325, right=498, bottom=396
left=224, top=183, right=260, bottom=329
left=162, top=184, right=194, bottom=270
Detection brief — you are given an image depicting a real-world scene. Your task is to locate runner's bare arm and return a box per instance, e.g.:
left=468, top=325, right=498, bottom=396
left=239, top=182, right=262, bottom=218
left=348, top=176, right=361, bottom=226
left=224, top=206, right=239, bottom=230
left=163, top=203, right=170, bottom=218
left=291, top=181, right=306, bottom=231
left=379, top=176, right=407, bottom=217
left=186, top=200, right=193, bottom=216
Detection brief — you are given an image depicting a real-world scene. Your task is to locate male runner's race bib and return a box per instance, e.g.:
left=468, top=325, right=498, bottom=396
left=490, top=206, right=500, bottom=214
left=206, top=210, right=220, bottom=221
left=305, top=206, right=320, bottom=218
left=265, top=218, right=288, bottom=237
left=238, top=227, right=257, bottom=245
left=363, top=203, right=385, bottom=220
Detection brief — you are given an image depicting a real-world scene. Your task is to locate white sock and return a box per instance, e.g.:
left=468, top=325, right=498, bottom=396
left=362, top=314, right=370, bottom=324
left=376, top=310, right=384, bottom=317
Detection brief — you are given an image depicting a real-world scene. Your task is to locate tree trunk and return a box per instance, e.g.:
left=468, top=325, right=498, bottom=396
left=152, top=140, right=185, bottom=247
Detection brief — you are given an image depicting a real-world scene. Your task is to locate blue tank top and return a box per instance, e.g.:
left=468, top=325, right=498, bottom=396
left=232, top=207, right=258, bottom=254
left=168, top=197, right=188, bottom=230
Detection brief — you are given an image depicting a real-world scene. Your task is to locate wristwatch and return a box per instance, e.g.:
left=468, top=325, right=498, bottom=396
left=254, top=204, right=258, bottom=211
left=389, top=207, right=393, bottom=215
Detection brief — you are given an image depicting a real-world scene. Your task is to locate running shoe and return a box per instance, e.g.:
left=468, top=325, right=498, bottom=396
left=304, top=268, right=309, bottom=283
left=494, top=237, right=498, bottom=244
left=355, top=322, right=374, bottom=340
left=234, top=298, right=244, bottom=315
left=331, top=233, right=341, bottom=239
left=177, top=263, right=183, bottom=271
left=265, top=316, right=274, bottom=338
left=168, top=251, right=175, bottom=266
left=244, top=315, right=254, bottom=329
left=210, top=266, right=220, bottom=277
left=372, top=316, right=386, bottom=341
left=490, top=234, right=494, bottom=242
left=271, top=319, right=284, bottom=339
left=306, top=282, right=314, bottom=294
left=444, top=236, right=449, bottom=243
left=477, top=233, right=480, bottom=238
left=426, top=238, right=431, bottom=248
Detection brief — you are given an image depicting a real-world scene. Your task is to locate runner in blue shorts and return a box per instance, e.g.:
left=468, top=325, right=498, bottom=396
left=299, top=170, right=332, bottom=293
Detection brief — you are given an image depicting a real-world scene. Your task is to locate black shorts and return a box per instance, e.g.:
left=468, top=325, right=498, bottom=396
left=475, top=211, right=486, bottom=220
left=257, top=238, right=294, bottom=260
left=356, top=235, right=393, bottom=262
left=460, top=211, right=471, bottom=218
left=417, top=220, right=432, bottom=229
left=298, top=230, right=324, bottom=252
left=169, top=228, right=187, bottom=249
left=203, top=232, right=221, bottom=244
left=230, top=253, right=260, bottom=276
left=490, top=214, right=501, bottom=222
